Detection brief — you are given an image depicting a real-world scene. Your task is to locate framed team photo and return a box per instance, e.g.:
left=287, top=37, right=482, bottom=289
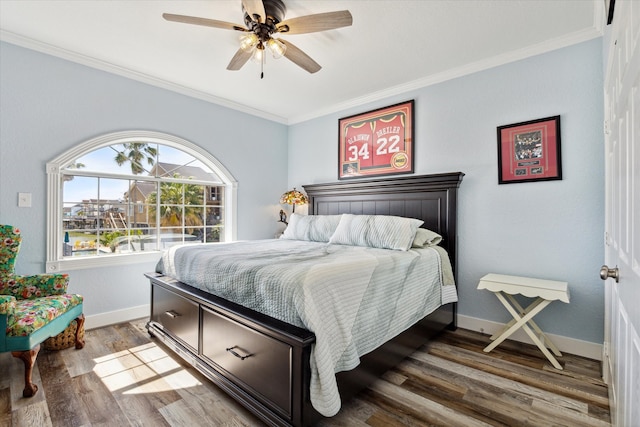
left=338, top=100, right=414, bottom=180
left=497, top=115, right=562, bottom=184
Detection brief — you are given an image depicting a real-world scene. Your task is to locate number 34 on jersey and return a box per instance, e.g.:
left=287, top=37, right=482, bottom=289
left=339, top=101, right=413, bottom=179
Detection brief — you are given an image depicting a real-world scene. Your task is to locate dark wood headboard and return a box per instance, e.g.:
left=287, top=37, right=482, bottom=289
left=303, top=172, right=464, bottom=277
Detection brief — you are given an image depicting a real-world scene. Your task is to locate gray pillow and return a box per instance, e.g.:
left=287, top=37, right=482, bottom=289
left=411, top=228, right=442, bottom=247
left=329, top=214, right=423, bottom=251
left=280, top=214, right=342, bottom=242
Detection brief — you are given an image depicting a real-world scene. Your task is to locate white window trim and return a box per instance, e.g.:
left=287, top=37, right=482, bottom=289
left=46, top=130, right=237, bottom=272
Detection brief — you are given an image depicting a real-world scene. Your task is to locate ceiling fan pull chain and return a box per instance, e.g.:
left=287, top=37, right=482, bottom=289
left=261, top=52, right=264, bottom=79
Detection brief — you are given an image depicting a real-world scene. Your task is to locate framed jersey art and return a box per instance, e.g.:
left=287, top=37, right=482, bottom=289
left=338, top=100, right=414, bottom=180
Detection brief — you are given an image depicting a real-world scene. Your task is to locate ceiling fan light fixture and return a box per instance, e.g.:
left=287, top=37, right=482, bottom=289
left=239, top=33, right=259, bottom=52
left=163, top=1, right=352, bottom=77
left=251, top=43, right=265, bottom=63
left=266, top=38, right=286, bottom=59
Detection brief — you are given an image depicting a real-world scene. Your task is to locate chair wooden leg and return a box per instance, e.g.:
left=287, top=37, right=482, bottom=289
left=75, top=314, right=85, bottom=349
left=12, top=344, right=41, bottom=397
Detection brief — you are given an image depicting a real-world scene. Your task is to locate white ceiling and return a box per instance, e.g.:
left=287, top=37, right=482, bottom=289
left=0, top=1, right=602, bottom=124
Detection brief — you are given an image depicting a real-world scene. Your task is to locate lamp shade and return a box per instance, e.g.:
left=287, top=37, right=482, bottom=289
left=280, top=188, right=308, bottom=212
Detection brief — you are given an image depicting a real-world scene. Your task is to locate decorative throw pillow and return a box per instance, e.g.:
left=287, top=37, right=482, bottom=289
left=280, top=214, right=342, bottom=242
left=328, top=214, right=423, bottom=251
left=411, top=228, right=442, bottom=247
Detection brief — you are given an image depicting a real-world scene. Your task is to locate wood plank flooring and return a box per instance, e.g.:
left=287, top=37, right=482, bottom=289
left=0, top=319, right=610, bottom=426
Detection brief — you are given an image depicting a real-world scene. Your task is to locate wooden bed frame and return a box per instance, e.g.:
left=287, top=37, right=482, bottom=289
left=146, top=172, right=464, bottom=426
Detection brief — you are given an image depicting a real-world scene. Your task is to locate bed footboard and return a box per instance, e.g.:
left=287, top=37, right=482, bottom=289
left=147, top=274, right=317, bottom=427
left=146, top=273, right=454, bottom=427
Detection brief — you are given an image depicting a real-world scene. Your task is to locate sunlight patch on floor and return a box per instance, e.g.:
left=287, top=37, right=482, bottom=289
left=92, top=342, right=201, bottom=393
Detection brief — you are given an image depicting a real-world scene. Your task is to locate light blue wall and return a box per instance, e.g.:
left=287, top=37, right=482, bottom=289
left=288, top=39, right=605, bottom=343
left=0, top=42, right=288, bottom=318
left=1, top=39, right=605, bottom=344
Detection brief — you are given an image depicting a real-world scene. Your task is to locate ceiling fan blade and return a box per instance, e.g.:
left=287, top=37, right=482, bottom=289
left=163, top=13, right=246, bottom=31
left=281, top=39, right=321, bottom=74
left=242, top=0, right=266, bottom=23
left=276, top=11, right=352, bottom=35
left=227, top=48, right=253, bottom=71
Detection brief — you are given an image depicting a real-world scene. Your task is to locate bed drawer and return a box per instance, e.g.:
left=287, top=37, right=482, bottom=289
left=152, top=285, right=199, bottom=352
left=201, top=306, right=292, bottom=417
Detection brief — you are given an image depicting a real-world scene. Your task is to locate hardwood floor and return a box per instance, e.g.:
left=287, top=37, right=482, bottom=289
left=0, top=319, right=610, bottom=426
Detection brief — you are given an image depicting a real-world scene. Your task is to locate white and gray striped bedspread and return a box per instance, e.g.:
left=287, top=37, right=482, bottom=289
left=157, top=239, right=457, bottom=417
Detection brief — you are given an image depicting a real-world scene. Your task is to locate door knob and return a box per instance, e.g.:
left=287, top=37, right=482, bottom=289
left=600, top=265, right=619, bottom=282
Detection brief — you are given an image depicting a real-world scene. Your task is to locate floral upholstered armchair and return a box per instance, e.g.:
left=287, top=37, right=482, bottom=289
left=0, top=224, right=85, bottom=397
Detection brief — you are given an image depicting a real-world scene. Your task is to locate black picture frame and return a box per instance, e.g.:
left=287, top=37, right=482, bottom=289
left=497, top=115, right=562, bottom=184
left=606, top=0, right=616, bottom=25
left=338, top=100, right=414, bottom=180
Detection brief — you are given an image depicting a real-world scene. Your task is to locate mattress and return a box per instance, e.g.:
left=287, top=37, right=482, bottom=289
left=157, top=238, right=456, bottom=416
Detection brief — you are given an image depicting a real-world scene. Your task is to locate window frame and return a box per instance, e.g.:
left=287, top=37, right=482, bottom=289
left=46, top=130, right=237, bottom=272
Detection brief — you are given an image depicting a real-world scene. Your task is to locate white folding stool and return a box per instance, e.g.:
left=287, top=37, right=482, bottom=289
left=477, top=273, right=570, bottom=370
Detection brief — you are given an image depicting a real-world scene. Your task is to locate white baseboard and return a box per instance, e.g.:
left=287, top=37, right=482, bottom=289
left=85, top=304, right=150, bottom=330
left=457, top=314, right=603, bottom=361
left=84, top=307, right=602, bottom=361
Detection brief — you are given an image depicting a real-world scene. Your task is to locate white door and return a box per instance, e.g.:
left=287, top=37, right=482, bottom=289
left=602, top=1, right=640, bottom=425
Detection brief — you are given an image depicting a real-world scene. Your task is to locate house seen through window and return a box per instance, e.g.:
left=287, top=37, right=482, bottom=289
left=49, top=132, right=233, bottom=268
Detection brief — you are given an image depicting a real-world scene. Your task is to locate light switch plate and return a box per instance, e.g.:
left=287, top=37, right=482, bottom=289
left=18, top=192, right=32, bottom=208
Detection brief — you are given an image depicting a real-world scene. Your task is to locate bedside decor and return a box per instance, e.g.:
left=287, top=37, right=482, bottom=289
left=339, top=100, right=414, bottom=180
left=278, top=209, right=288, bottom=225
left=497, top=115, right=562, bottom=184
left=280, top=188, right=308, bottom=213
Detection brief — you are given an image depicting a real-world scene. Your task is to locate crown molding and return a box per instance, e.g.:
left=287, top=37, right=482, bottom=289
left=288, top=26, right=603, bottom=124
left=2, top=22, right=602, bottom=127
left=0, top=29, right=288, bottom=124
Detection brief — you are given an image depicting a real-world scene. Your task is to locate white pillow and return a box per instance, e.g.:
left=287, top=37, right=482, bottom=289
left=411, top=228, right=442, bottom=248
left=328, top=214, right=424, bottom=251
left=280, top=214, right=342, bottom=242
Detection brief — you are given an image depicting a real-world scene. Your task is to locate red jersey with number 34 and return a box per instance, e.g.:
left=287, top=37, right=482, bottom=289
left=344, top=121, right=374, bottom=169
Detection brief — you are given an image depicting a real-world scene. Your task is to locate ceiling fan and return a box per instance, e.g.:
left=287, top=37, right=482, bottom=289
left=163, top=0, right=353, bottom=78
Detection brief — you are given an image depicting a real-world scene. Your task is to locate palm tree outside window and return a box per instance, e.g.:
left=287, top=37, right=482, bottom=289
left=46, top=131, right=236, bottom=271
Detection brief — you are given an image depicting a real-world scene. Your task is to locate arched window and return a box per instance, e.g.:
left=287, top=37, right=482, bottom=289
left=46, top=131, right=237, bottom=272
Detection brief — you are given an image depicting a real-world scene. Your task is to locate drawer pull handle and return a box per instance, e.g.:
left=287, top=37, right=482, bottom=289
left=226, top=346, right=252, bottom=360
left=165, top=310, right=180, bottom=318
